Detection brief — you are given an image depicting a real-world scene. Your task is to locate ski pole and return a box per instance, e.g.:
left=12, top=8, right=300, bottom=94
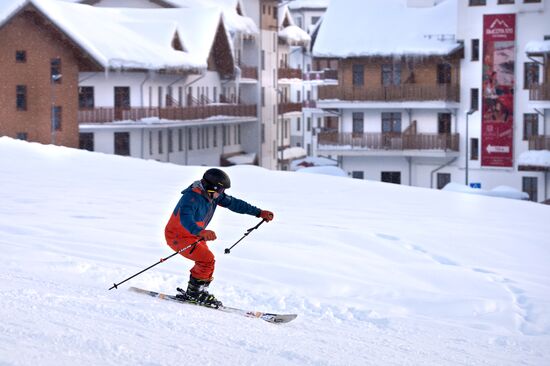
left=224, top=219, right=265, bottom=254
left=109, top=238, right=202, bottom=290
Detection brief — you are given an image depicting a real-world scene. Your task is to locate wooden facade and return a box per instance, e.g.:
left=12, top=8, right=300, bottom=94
left=78, top=105, right=257, bottom=123
left=318, top=132, right=460, bottom=152
left=318, top=56, right=461, bottom=102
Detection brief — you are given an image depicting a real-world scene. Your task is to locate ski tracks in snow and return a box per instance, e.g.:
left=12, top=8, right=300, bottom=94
left=373, top=231, right=544, bottom=337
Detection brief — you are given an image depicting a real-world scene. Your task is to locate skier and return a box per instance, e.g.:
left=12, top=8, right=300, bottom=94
left=165, top=168, right=274, bottom=308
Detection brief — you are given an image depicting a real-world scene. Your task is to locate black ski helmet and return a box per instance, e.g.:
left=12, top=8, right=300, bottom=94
left=202, top=168, right=231, bottom=192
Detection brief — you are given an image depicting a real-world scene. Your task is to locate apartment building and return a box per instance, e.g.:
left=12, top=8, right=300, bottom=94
left=311, top=0, right=463, bottom=187
left=457, top=0, right=550, bottom=202
left=308, top=0, right=549, bottom=201
left=0, top=0, right=291, bottom=169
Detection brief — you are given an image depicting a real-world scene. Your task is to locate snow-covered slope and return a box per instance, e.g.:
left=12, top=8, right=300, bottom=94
left=1, top=137, right=549, bottom=365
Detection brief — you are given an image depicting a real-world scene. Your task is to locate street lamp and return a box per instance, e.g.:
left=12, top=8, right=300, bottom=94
left=465, top=109, right=476, bottom=186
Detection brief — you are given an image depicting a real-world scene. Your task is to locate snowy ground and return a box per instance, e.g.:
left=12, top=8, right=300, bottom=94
left=1, top=136, right=549, bottom=365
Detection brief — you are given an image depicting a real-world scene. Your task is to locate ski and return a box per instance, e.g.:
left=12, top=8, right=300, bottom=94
left=129, top=287, right=297, bottom=324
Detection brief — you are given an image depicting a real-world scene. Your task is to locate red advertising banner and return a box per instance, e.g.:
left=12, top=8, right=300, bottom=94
left=481, top=14, right=515, bottom=167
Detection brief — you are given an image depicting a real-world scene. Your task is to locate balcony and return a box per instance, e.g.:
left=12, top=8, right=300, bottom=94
left=528, top=135, right=550, bottom=150
left=529, top=83, right=550, bottom=101
left=303, top=69, right=338, bottom=81
left=302, top=100, right=317, bottom=108
left=318, top=84, right=460, bottom=102
left=240, top=66, right=258, bottom=80
left=78, top=105, right=257, bottom=123
left=318, top=132, right=459, bottom=152
left=278, top=102, right=302, bottom=115
left=278, top=68, right=302, bottom=80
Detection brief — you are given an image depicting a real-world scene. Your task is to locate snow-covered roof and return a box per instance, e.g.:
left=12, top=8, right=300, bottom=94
left=525, top=40, right=550, bottom=55
left=277, top=4, right=311, bottom=46
left=279, top=25, right=311, bottom=46
left=0, top=0, right=228, bottom=71
left=518, top=150, right=550, bottom=170
left=288, top=0, right=330, bottom=10
left=282, top=147, right=307, bottom=161
left=313, top=0, right=461, bottom=58
left=164, top=0, right=258, bottom=37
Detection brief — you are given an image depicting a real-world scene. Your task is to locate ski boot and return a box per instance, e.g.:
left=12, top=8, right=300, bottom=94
left=176, top=276, right=223, bottom=308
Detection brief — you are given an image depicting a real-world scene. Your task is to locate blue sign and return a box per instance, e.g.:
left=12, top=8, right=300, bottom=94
left=470, top=183, right=482, bottom=189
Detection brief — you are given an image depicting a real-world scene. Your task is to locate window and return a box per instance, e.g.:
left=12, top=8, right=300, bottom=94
left=437, top=63, right=452, bottom=84
left=524, top=0, right=541, bottom=3
left=352, top=112, right=364, bottom=136
left=213, top=126, right=218, bottom=147
left=16, top=50, right=26, bottom=63
left=469, top=0, right=486, bottom=5
left=437, top=173, right=451, bottom=189
left=114, top=132, right=130, bottom=156
left=261, top=50, right=265, bottom=70
left=498, top=0, right=514, bottom=3
left=311, top=16, right=320, bottom=25
left=471, top=39, right=480, bottom=61
left=382, top=64, right=401, bottom=86
left=168, top=129, right=173, bottom=153
left=78, top=87, right=94, bottom=108
left=149, top=131, right=153, bottom=155
left=352, top=171, right=364, bottom=179
left=158, top=131, right=163, bottom=154
left=188, top=129, right=193, bottom=150
left=438, top=113, right=452, bottom=133
left=297, top=90, right=301, bottom=103
left=470, top=88, right=479, bottom=111
left=381, top=172, right=401, bottom=184
left=523, top=114, right=539, bottom=140
left=307, top=117, right=311, bottom=132
left=16, top=85, right=27, bottom=111
left=352, top=64, right=364, bottom=86
left=51, top=58, right=61, bottom=83
left=524, top=62, right=539, bottom=89
left=545, top=35, right=550, bottom=41
left=382, top=113, right=402, bottom=133
left=522, top=177, right=537, bottom=202
left=261, top=123, right=265, bottom=144
left=158, top=86, right=163, bottom=107
left=79, top=133, right=94, bottom=151
left=16, top=132, right=28, bottom=141
left=261, top=87, right=265, bottom=107
left=178, top=129, right=183, bottom=151
left=52, top=106, right=62, bottom=131
left=297, top=117, right=301, bottom=131
left=470, top=138, right=479, bottom=160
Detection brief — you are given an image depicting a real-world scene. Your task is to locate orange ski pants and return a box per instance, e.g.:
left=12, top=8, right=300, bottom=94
left=167, top=237, right=215, bottom=281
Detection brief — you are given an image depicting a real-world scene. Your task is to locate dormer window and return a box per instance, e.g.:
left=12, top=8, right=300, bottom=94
left=172, top=33, right=184, bottom=51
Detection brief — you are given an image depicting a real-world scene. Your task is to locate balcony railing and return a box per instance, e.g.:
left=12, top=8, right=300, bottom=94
left=528, top=135, right=550, bottom=150
left=303, top=69, right=338, bottom=81
left=278, top=102, right=302, bottom=115
left=240, top=66, right=258, bottom=80
left=318, top=84, right=460, bottom=102
left=78, top=105, right=257, bottom=123
left=302, top=100, right=317, bottom=108
left=278, top=68, right=302, bottom=80
left=318, top=132, right=460, bottom=151
left=529, top=83, right=550, bottom=101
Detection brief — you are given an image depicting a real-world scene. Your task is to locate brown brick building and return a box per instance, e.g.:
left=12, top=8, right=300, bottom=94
left=0, top=4, right=100, bottom=147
